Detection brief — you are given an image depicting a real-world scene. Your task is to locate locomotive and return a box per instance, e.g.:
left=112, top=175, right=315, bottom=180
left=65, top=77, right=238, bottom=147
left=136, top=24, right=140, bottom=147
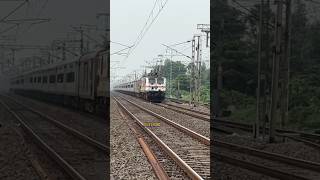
left=114, top=72, right=166, bottom=102
left=9, top=48, right=109, bottom=115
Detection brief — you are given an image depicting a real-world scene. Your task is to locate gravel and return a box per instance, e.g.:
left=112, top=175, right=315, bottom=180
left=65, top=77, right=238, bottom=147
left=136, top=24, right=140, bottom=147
left=0, top=126, right=39, bottom=180
left=118, top=93, right=210, bottom=138
left=213, top=132, right=320, bottom=179
left=212, top=161, right=276, bottom=180
left=117, top=98, right=211, bottom=179
left=110, top=99, right=156, bottom=180
left=0, top=100, right=68, bottom=179
left=11, top=94, right=106, bottom=144
left=165, top=100, right=210, bottom=114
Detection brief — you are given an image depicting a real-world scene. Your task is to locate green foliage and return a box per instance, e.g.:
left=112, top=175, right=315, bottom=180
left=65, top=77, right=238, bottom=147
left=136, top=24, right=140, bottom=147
left=212, top=0, right=320, bottom=131
left=162, top=59, right=187, bottom=80
left=154, top=58, right=210, bottom=104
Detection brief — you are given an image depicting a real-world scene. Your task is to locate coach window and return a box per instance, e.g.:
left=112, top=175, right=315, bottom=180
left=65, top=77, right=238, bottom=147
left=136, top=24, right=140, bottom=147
left=66, top=72, right=75, bottom=82
left=57, top=74, right=64, bottom=83
left=49, top=75, right=56, bottom=84
left=84, top=62, right=88, bottom=90
left=37, top=76, right=41, bottom=83
left=34, top=77, right=37, bottom=83
left=43, top=76, right=48, bottom=83
left=100, top=56, right=104, bottom=75
left=30, top=77, right=33, bottom=83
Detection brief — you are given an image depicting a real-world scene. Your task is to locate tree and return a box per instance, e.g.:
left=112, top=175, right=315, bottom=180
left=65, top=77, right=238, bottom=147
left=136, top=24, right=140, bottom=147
left=291, top=0, right=308, bottom=73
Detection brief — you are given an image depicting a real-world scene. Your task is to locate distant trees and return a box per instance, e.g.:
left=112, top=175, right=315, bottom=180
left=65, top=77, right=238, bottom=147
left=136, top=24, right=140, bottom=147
left=212, top=0, right=320, bottom=130
left=153, top=58, right=210, bottom=103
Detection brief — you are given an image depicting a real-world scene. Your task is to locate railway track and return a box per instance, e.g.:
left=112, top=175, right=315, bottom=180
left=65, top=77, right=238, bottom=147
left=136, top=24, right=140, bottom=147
left=115, top=92, right=211, bottom=138
left=115, top=92, right=210, bottom=122
left=113, top=96, right=210, bottom=180
left=11, top=93, right=107, bottom=124
left=166, top=97, right=210, bottom=109
left=214, top=118, right=320, bottom=149
left=162, top=101, right=209, bottom=115
left=0, top=94, right=108, bottom=180
left=155, top=103, right=210, bottom=121
left=214, top=140, right=320, bottom=180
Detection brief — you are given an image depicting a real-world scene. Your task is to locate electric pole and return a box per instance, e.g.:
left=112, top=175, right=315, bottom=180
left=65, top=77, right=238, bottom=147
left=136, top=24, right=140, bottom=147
left=269, top=0, right=283, bottom=143
left=170, top=49, right=173, bottom=97
left=280, top=0, right=291, bottom=131
left=197, top=24, right=210, bottom=47
left=190, top=34, right=202, bottom=106
left=255, top=0, right=264, bottom=139
left=80, top=27, right=84, bottom=55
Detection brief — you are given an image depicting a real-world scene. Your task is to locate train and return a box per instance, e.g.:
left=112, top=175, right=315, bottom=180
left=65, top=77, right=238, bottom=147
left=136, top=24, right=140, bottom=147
left=9, top=48, right=109, bottom=115
left=113, top=73, right=166, bottom=102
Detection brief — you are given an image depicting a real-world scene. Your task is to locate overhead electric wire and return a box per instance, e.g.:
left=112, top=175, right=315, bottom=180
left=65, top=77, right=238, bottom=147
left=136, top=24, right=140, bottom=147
left=110, top=45, right=133, bottom=56
left=37, top=0, right=48, bottom=16
left=0, top=24, right=18, bottom=35
left=110, top=41, right=132, bottom=48
left=231, top=0, right=275, bottom=29
left=124, top=0, right=169, bottom=60
left=0, top=0, right=28, bottom=22
left=162, top=43, right=192, bottom=59
left=169, top=40, right=192, bottom=47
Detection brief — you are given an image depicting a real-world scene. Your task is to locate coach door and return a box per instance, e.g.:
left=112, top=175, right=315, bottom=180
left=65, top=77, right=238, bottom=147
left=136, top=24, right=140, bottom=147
left=80, top=59, right=94, bottom=99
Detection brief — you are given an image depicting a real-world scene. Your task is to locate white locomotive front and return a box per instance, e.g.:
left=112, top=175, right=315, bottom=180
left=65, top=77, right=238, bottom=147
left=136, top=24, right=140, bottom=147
left=114, top=76, right=166, bottom=102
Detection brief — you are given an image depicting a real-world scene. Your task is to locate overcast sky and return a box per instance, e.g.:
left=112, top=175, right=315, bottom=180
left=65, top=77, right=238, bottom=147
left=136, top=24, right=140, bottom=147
left=110, top=0, right=210, bottom=86
left=0, top=0, right=107, bottom=46
left=0, top=0, right=107, bottom=90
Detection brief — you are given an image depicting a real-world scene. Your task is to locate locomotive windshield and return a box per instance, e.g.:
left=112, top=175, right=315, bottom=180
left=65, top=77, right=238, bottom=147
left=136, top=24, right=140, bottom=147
left=149, top=78, right=156, bottom=84
left=157, top=77, right=164, bottom=84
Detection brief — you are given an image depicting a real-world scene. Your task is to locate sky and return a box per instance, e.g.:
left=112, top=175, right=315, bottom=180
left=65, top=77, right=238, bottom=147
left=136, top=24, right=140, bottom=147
left=110, top=0, right=210, bottom=87
left=0, top=0, right=108, bottom=91
left=0, top=0, right=107, bottom=46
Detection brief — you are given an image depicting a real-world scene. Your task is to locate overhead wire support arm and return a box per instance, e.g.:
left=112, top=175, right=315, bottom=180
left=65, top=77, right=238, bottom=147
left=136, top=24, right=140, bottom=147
left=0, top=18, right=51, bottom=23
left=110, top=41, right=132, bottom=48
left=169, top=40, right=192, bottom=47
left=111, top=45, right=134, bottom=56
left=161, top=43, right=192, bottom=59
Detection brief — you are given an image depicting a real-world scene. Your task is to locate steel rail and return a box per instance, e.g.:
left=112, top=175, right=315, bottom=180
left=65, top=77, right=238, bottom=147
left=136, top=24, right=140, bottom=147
left=0, top=98, right=87, bottom=180
left=214, top=140, right=320, bottom=172
left=114, top=97, right=204, bottom=180
left=162, top=102, right=210, bottom=116
left=213, top=152, right=310, bottom=180
left=155, top=103, right=210, bottom=121
left=214, top=118, right=320, bottom=141
left=115, top=100, right=169, bottom=180
left=166, top=97, right=210, bottom=108
left=282, top=135, right=320, bottom=150
left=118, top=96, right=210, bottom=146
left=214, top=118, right=320, bottom=150
left=4, top=95, right=108, bottom=152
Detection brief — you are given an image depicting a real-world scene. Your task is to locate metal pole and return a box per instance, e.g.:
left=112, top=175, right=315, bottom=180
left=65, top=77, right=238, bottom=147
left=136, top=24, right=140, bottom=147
left=280, top=0, right=291, bottom=130
left=255, top=0, right=264, bottom=139
left=269, top=0, right=283, bottom=143
left=170, top=50, right=173, bottom=97
left=80, top=27, right=84, bottom=55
